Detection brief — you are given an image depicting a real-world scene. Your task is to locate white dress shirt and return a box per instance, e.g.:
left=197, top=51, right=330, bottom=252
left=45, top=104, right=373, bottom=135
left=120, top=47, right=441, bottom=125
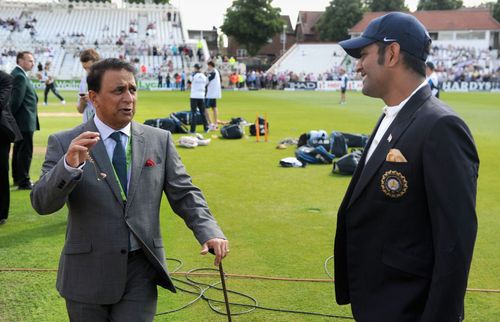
left=365, top=81, right=428, bottom=164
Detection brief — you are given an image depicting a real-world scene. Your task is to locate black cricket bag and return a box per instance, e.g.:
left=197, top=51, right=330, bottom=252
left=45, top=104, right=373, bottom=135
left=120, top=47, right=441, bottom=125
left=144, top=116, right=188, bottom=133
left=221, top=124, right=244, bottom=139
left=230, top=117, right=246, bottom=125
left=329, top=131, right=348, bottom=157
left=171, top=111, right=204, bottom=125
left=341, top=132, right=369, bottom=148
left=295, top=145, right=335, bottom=165
left=249, top=117, right=268, bottom=136
left=332, top=150, right=363, bottom=175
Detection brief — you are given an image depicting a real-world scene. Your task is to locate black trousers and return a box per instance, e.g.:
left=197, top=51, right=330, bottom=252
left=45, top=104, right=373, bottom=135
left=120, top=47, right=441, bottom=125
left=12, top=131, right=33, bottom=187
left=0, top=136, right=10, bottom=220
left=44, top=83, right=64, bottom=103
left=190, top=98, right=208, bottom=133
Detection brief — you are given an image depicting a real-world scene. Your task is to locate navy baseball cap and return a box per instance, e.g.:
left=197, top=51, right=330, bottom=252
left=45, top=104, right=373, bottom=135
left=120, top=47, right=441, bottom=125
left=339, top=12, right=431, bottom=61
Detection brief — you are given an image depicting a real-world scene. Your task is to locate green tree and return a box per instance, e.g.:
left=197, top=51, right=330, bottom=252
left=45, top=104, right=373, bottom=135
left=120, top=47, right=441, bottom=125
left=417, top=0, right=463, bottom=10
left=316, top=0, right=363, bottom=42
left=221, top=0, right=282, bottom=57
left=494, top=0, right=500, bottom=22
left=365, top=0, right=408, bottom=11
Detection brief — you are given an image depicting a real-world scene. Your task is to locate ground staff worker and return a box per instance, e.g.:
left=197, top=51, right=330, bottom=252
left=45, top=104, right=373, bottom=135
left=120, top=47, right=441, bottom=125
left=31, top=58, right=229, bottom=321
left=334, top=12, right=479, bottom=322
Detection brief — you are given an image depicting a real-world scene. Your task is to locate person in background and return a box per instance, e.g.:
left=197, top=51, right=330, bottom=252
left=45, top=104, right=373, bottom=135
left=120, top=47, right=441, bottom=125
left=339, top=68, right=348, bottom=105
left=204, top=61, right=221, bottom=130
left=10, top=51, right=38, bottom=190
left=77, top=48, right=100, bottom=122
left=335, top=12, right=478, bottom=321
left=0, top=70, right=22, bottom=225
left=42, top=61, right=65, bottom=106
left=189, top=63, right=209, bottom=133
left=426, top=61, right=440, bottom=98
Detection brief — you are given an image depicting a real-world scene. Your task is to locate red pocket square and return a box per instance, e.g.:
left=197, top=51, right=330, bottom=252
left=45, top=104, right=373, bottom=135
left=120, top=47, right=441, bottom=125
left=145, top=159, right=156, bottom=167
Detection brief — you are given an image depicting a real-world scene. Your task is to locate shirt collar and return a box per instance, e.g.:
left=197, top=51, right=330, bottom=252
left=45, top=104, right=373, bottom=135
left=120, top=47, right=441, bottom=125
left=93, top=114, right=131, bottom=140
left=383, top=80, right=428, bottom=117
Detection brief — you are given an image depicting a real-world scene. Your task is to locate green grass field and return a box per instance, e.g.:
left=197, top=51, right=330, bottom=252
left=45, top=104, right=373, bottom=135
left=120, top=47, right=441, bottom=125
left=0, top=89, right=499, bottom=321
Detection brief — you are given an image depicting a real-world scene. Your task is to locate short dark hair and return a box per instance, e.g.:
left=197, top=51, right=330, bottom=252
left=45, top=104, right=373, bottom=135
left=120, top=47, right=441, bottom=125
left=376, top=42, right=427, bottom=77
left=87, top=58, right=136, bottom=92
left=80, top=48, right=100, bottom=63
left=426, top=61, right=435, bottom=70
left=207, top=61, right=215, bottom=67
left=16, top=51, right=33, bottom=64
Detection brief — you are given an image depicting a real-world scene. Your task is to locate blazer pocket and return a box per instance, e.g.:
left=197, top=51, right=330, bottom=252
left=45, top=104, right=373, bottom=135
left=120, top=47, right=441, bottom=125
left=153, top=238, right=164, bottom=248
left=382, top=245, right=432, bottom=279
left=64, top=241, right=92, bottom=255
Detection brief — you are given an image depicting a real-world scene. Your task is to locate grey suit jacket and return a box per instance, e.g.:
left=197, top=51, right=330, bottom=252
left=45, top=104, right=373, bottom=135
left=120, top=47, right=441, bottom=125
left=31, top=120, right=225, bottom=304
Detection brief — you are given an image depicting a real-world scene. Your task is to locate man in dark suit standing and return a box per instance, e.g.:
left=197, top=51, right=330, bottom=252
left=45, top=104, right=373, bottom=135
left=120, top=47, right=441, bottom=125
left=1, top=70, right=21, bottom=225
left=10, top=51, right=39, bottom=190
left=334, top=13, right=479, bottom=322
left=31, top=58, right=229, bottom=321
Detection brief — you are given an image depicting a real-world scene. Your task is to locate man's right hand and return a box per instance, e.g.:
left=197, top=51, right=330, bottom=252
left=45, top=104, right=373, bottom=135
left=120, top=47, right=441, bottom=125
left=65, top=131, right=100, bottom=168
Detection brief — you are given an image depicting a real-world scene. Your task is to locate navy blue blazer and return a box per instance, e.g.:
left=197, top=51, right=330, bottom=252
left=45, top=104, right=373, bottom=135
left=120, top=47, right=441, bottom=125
left=334, top=85, right=479, bottom=322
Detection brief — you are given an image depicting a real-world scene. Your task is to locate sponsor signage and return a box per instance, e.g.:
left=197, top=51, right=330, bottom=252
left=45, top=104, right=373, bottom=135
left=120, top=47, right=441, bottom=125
left=316, top=81, right=363, bottom=91
left=287, top=81, right=317, bottom=90
left=441, top=81, right=500, bottom=92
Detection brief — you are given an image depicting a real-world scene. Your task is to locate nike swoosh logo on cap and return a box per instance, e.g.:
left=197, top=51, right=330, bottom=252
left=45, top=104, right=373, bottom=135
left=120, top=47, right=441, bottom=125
left=383, top=37, right=397, bottom=42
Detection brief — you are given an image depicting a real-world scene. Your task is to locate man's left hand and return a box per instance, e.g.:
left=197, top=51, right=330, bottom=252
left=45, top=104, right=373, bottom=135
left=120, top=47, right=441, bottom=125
left=200, top=238, right=229, bottom=266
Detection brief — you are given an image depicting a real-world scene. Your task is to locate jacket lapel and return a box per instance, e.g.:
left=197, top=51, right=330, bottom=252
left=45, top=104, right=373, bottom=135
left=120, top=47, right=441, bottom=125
left=347, top=86, right=432, bottom=208
left=84, top=120, right=123, bottom=204
left=125, top=122, right=146, bottom=207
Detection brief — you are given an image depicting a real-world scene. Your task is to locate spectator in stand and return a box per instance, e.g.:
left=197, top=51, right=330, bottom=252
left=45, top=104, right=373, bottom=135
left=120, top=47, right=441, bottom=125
left=157, top=72, right=163, bottom=88
left=189, top=64, right=209, bottom=133
left=166, top=73, right=171, bottom=89
left=77, top=48, right=100, bottom=123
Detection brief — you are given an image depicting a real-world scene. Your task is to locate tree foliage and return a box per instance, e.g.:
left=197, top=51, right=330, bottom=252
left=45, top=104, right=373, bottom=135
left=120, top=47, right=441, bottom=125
left=365, top=0, right=408, bottom=11
left=417, top=0, right=463, bottom=10
left=494, top=0, right=500, bottom=23
left=221, top=0, right=283, bottom=57
left=316, top=0, right=363, bottom=42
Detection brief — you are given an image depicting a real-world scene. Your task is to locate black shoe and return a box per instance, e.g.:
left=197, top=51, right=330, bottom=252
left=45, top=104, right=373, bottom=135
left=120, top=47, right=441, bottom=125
left=18, top=183, right=33, bottom=190
left=0, top=219, right=6, bottom=225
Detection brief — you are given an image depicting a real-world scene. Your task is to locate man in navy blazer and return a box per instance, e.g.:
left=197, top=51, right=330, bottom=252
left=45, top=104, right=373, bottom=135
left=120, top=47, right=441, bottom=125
left=334, top=13, right=479, bottom=322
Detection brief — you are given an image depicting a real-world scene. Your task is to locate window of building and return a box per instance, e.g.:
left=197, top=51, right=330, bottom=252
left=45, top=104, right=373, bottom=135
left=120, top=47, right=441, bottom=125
left=429, top=32, right=438, bottom=41
left=236, top=48, right=248, bottom=57
left=456, top=31, right=486, bottom=40
left=438, top=31, right=453, bottom=40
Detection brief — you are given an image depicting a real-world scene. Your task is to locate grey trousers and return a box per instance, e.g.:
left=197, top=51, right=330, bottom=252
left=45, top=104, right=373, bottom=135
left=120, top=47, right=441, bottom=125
left=65, top=250, right=158, bottom=322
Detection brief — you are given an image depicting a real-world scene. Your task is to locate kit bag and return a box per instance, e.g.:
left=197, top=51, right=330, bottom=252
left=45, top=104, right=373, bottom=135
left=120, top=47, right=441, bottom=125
left=249, top=117, right=268, bottom=136
left=144, top=115, right=188, bottom=133
left=221, top=124, right=244, bottom=139
left=332, top=150, right=363, bottom=175
left=329, top=131, right=348, bottom=157
left=341, top=132, right=369, bottom=148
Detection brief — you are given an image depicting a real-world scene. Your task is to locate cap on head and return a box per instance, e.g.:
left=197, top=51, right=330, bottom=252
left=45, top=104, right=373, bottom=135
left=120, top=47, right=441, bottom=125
left=339, top=12, right=431, bottom=61
left=426, top=61, right=435, bottom=70
left=193, top=63, right=201, bottom=70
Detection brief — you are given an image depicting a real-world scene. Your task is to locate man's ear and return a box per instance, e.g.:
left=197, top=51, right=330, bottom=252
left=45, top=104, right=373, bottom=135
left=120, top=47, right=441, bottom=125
left=88, top=90, right=98, bottom=108
left=386, top=42, right=401, bottom=67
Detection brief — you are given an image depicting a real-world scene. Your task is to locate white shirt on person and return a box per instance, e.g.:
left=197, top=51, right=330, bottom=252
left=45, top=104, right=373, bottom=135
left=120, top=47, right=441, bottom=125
left=189, top=72, right=207, bottom=99
left=206, top=68, right=221, bottom=99
left=365, top=81, right=428, bottom=164
left=79, top=75, right=95, bottom=122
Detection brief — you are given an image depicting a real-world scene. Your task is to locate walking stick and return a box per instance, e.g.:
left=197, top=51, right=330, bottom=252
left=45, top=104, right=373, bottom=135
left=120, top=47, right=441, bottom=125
left=209, top=249, right=232, bottom=322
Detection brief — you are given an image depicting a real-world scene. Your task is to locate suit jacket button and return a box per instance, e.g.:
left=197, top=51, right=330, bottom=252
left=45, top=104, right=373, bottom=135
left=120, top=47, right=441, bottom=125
left=120, top=249, right=127, bottom=254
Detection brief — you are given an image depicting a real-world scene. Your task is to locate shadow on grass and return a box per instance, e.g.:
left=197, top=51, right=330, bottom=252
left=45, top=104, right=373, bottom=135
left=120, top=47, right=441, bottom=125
left=0, top=221, right=67, bottom=249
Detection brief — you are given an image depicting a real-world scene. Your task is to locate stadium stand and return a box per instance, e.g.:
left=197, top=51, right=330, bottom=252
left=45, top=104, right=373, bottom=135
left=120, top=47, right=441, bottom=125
left=0, top=0, right=207, bottom=80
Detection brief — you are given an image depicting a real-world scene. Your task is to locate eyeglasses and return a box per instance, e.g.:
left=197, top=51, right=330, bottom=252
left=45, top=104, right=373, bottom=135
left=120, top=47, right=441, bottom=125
left=87, top=153, right=107, bottom=181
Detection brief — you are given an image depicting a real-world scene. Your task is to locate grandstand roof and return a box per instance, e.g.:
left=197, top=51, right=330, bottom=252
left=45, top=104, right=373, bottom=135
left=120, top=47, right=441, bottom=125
left=350, top=9, right=500, bottom=33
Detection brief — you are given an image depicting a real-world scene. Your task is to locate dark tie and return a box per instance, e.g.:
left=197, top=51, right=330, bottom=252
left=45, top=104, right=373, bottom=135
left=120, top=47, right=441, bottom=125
left=109, top=132, right=127, bottom=195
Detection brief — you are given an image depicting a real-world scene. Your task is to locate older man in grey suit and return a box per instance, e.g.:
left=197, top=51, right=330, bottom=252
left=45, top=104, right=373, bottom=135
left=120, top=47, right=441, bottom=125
left=31, top=58, right=229, bottom=321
